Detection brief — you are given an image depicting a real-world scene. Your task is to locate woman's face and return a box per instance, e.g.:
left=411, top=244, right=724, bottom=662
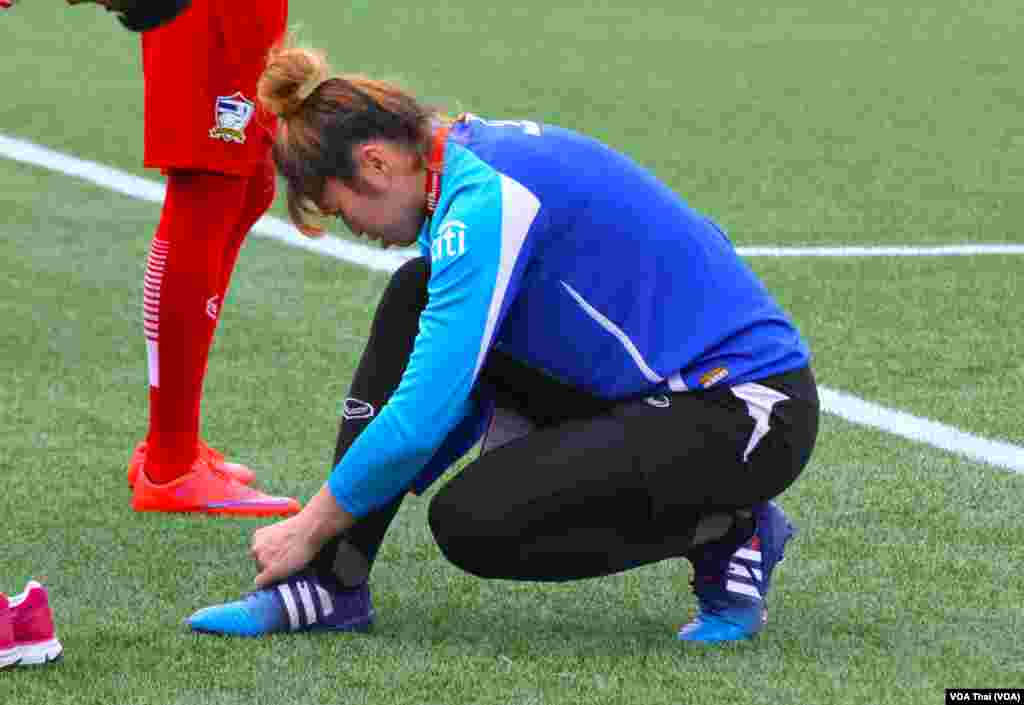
left=320, top=143, right=426, bottom=248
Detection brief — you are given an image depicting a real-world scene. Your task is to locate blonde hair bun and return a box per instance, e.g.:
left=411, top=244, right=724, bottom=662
left=259, top=42, right=331, bottom=119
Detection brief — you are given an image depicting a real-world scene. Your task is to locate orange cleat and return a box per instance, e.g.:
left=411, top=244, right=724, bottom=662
left=131, top=457, right=301, bottom=517
left=128, top=440, right=256, bottom=487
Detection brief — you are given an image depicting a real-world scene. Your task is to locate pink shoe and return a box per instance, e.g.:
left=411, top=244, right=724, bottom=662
left=0, top=594, right=18, bottom=669
left=9, top=581, right=63, bottom=666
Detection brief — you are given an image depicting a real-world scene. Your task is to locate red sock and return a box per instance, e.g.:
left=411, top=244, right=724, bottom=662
left=191, top=159, right=276, bottom=432
left=143, top=170, right=254, bottom=483
left=220, top=158, right=275, bottom=295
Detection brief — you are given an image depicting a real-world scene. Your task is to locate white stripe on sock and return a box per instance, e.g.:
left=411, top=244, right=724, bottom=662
left=143, top=239, right=166, bottom=385
left=145, top=339, right=159, bottom=387
left=277, top=585, right=300, bottom=630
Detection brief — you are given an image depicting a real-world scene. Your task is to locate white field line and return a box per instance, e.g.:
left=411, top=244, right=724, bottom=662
left=3, top=133, right=1023, bottom=474
left=0, top=134, right=410, bottom=272
left=740, top=244, right=1024, bottom=257
left=820, top=388, right=1024, bottom=473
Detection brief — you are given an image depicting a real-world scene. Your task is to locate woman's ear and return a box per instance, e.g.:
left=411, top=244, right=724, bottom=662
left=356, top=142, right=411, bottom=191
left=353, top=143, right=382, bottom=177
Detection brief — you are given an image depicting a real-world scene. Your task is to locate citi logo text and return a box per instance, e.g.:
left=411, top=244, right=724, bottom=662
left=432, top=220, right=467, bottom=263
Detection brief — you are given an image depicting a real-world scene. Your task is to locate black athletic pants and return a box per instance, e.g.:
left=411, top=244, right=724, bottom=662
left=316, top=257, right=819, bottom=586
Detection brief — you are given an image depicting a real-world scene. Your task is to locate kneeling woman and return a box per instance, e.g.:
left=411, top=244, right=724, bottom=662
left=188, top=41, right=820, bottom=644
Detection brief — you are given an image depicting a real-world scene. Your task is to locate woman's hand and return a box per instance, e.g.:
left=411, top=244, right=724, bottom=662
left=251, top=483, right=355, bottom=588
left=251, top=514, right=321, bottom=588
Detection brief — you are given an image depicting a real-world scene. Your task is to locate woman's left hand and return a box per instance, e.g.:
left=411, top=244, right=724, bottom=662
left=251, top=483, right=355, bottom=588
left=251, top=514, right=321, bottom=588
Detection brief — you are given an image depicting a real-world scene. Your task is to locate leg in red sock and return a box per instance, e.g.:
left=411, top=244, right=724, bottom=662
left=219, top=157, right=276, bottom=299
left=192, top=158, right=277, bottom=426
left=133, top=169, right=299, bottom=516
left=143, top=170, right=249, bottom=483
left=130, top=167, right=273, bottom=488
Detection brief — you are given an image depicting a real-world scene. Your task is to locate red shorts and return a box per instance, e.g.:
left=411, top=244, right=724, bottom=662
left=141, top=0, right=288, bottom=176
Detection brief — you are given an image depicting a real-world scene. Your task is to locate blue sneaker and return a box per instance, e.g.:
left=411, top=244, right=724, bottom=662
left=678, top=501, right=796, bottom=644
left=187, top=571, right=375, bottom=637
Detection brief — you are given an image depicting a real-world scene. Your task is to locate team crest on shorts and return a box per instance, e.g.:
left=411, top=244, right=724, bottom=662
left=209, top=92, right=255, bottom=144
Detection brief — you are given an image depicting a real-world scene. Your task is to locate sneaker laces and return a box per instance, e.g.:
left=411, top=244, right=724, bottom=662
left=203, top=456, right=245, bottom=484
left=210, top=465, right=236, bottom=482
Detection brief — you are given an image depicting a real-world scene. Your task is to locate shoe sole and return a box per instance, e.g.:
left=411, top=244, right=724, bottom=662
left=189, top=615, right=375, bottom=638
left=319, top=612, right=376, bottom=634
left=0, top=647, right=19, bottom=669
left=132, top=484, right=299, bottom=516
left=14, top=639, right=63, bottom=666
left=133, top=503, right=299, bottom=517
left=678, top=632, right=760, bottom=644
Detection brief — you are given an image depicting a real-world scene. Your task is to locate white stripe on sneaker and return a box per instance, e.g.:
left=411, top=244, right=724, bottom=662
left=730, top=563, right=765, bottom=581
left=735, top=547, right=762, bottom=563
left=295, top=581, right=317, bottom=626
left=726, top=580, right=762, bottom=599
left=315, top=584, right=335, bottom=618
left=277, top=585, right=300, bottom=631
left=727, top=563, right=759, bottom=581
